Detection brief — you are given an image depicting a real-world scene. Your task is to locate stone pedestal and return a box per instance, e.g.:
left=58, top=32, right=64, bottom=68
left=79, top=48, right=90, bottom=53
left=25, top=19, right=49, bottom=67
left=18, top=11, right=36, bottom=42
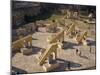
left=20, top=48, right=32, bottom=55
left=42, top=61, right=59, bottom=72
left=82, top=40, right=88, bottom=45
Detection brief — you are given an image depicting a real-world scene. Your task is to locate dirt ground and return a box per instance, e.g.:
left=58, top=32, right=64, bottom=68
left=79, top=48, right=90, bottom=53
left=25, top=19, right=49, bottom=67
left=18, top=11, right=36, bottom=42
left=12, top=19, right=96, bottom=74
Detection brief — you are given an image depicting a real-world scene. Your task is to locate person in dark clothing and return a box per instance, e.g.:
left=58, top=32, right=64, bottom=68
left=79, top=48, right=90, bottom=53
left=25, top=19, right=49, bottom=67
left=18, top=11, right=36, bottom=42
left=76, top=49, right=78, bottom=55
left=90, top=46, right=92, bottom=53
left=34, top=21, right=39, bottom=32
left=67, top=61, right=71, bottom=70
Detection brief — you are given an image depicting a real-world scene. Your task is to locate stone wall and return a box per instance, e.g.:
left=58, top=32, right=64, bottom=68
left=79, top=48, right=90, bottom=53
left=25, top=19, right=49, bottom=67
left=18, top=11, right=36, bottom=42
left=12, top=1, right=41, bottom=28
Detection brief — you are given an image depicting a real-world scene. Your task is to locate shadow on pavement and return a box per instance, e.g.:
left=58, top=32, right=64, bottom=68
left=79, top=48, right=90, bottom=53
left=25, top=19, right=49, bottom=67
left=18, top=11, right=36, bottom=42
left=12, top=66, right=27, bottom=75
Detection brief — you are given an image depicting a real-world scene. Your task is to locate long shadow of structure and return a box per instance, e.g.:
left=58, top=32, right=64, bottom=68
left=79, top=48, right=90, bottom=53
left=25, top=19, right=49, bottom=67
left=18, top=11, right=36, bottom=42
left=49, top=58, right=82, bottom=72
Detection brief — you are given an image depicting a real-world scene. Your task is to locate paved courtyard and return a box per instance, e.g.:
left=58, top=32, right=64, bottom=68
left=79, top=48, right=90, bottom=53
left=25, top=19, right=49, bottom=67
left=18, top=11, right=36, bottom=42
left=12, top=20, right=96, bottom=74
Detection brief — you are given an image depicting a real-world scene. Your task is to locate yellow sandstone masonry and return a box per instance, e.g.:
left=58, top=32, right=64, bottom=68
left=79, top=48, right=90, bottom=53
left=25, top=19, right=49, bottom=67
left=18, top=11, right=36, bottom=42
left=76, top=31, right=88, bottom=44
left=38, top=24, right=76, bottom=68
left=49, top=30, right=65, bottom=44
left=48, top=24, right=75, bottom=44
left=65, top=23, right=75, bottom=35
left=12, top=35, right=32, bottom=52
left=39, top=43, right=58, bottom=65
